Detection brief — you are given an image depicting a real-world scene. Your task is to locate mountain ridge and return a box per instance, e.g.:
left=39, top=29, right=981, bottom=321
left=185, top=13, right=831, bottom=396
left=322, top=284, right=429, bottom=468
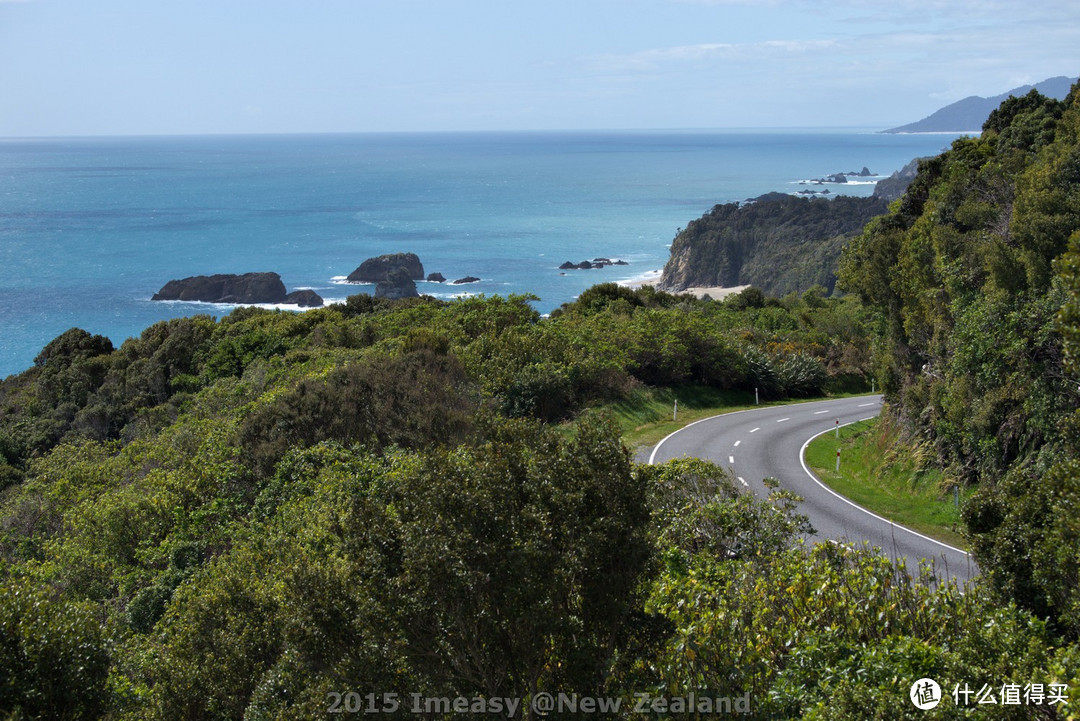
left=882, top=75, right=1075, bottom=133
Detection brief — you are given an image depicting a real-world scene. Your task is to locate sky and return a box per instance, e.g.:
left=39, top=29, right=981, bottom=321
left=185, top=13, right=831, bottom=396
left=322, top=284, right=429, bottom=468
left=1, top=0, right=1078, bottom=137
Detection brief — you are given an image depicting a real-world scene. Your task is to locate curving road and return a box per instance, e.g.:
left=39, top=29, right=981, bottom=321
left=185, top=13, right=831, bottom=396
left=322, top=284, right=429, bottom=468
left=648, top=395, right=977, bottom=583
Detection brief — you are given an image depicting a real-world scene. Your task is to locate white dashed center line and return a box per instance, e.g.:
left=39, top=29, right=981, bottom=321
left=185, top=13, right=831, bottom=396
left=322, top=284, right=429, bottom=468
left=749, top=427, right=760, bottom=433
left=858, top=402, right=875, bottom=407
left=814, top=410, right=829, bottom=415
left=733, top=440, right=741, bottom=447
left=728, top=455, right=735, bottom=464
left=777, top=417, right=790, bottom=423
left=737, top=477, right=748, bottom=487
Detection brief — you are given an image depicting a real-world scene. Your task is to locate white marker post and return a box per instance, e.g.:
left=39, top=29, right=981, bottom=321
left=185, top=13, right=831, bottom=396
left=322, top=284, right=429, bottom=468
left=755, top=387, right=759, bottom=405
left=836, top=448, right=841, bottom=472
left=673, top=399, right=678, bottom=422
left=835, top=418, right=839, bottom=439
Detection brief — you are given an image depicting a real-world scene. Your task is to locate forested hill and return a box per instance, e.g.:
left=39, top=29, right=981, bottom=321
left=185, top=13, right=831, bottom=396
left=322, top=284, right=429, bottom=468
left=841, top=81, right=1080, bottom=636
left=659, top=192, right=888, bottom=296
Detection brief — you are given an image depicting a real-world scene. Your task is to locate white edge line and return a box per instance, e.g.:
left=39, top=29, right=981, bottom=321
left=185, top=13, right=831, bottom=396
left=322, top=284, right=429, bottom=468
left=738, top=477, right=748, bottom=487
left=799, top=420, right=970, bottom=558
left=647, top=395, right=880, bottom=465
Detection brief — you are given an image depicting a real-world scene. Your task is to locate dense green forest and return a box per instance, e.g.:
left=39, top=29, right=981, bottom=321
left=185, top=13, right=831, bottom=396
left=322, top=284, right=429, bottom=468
left=4, top=81, right=1080, bottom=719
left=840, top=84, right=1080, bottom=642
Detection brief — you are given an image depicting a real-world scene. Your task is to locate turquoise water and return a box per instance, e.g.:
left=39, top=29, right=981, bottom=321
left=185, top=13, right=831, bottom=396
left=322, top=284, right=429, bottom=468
left=0, top=130, right=959, bottom=377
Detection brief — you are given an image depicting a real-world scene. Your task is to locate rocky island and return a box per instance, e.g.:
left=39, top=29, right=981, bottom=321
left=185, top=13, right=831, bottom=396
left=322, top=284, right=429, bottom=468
left=345, top=253, right=482, bottom=299
left=347, top=253, right=425, bottom=283
left=151, top=272, right=323, bottom=307
left=558, top=258, right=629, bottom=270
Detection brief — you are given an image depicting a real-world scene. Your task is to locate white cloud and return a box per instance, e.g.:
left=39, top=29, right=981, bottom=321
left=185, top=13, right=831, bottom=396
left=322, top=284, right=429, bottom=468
left=591, top=39, right=837, bottom=74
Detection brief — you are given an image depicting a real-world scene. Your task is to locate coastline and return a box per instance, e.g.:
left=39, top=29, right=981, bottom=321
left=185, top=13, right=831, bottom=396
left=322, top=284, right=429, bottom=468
left=619, top=269, right=749, bottom=300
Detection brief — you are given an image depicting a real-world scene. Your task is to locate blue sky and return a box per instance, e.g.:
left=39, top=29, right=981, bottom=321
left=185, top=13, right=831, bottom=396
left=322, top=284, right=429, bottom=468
left=1, top=0, right=1078, bottom=136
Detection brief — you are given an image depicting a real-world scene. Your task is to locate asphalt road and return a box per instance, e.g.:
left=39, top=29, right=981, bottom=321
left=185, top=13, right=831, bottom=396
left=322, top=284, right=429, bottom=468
left=647, top=395, right=977, bottom=584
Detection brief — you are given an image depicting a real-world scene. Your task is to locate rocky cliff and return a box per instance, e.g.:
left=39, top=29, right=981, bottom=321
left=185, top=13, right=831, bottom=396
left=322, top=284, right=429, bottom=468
left=659, top=193, right=888, bottom=296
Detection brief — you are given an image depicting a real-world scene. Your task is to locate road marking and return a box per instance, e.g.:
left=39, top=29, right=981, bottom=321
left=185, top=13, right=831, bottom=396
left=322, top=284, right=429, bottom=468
left=733, top=440, right=741, bottom=447
left=728, top=455, right=735, bottom=464
left=860, top=416, right=875, bottom=422
left=813, top=410, right=829, bottom=415
left=858, top=402, right=875, bottom=407
left=799, top=423, right=970, bottom=558
left=737, top=476, right=748, bottom=487
left=777, top=417, right=790, bottom=423
left=646, top=394, right=881, bottom=465
left=749, top=427, right=760, bottom=433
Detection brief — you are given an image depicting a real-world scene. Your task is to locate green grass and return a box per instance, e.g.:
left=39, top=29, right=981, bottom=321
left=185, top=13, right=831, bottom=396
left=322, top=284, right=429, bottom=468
left=805, top=417, right=970, bottom=550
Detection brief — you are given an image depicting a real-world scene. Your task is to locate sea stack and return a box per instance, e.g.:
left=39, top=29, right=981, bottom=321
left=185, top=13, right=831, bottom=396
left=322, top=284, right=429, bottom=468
left=375, top=267, right=420, bottom=299
left=347, top=253, right=425, bottom=283
left=151, top=273, right=323, bottom=307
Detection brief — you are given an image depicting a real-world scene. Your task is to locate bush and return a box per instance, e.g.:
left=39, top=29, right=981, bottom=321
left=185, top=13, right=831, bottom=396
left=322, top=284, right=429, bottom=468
left=0, top=579, right=111, bottom=719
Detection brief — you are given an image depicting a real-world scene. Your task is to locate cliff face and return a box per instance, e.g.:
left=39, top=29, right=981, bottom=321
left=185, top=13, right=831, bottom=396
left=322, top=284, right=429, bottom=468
left=660, top=193, right=888, bottom=296
left=872, top=157, right=922, bottom=203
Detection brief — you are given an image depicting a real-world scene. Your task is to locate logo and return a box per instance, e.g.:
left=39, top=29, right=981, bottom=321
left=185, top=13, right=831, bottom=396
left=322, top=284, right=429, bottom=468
left=910, top=678, right=942, bottom=710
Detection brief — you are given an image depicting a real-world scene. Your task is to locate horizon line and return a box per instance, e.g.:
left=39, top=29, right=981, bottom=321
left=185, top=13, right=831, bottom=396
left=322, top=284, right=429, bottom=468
left=0, top=124, right=950, bottom=142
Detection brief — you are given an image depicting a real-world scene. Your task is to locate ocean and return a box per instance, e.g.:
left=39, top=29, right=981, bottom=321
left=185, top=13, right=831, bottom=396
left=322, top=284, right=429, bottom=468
left=0, top=130, right=961, bottom=378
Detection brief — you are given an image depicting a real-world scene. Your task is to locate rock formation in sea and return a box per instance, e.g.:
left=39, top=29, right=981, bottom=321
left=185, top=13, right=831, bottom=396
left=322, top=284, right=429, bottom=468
left=151, top=272, right=323, bottom=306
left=451, top=276, right=481, bottom=285
left=283, top=289, right=324, bottom=307
left=347, top=253, right=425, bottom=282
left=375, top=267, right=420, bottom=299
left=426, top=272, right=446, bottom=282
left=558, top=258, right=628, bottom=270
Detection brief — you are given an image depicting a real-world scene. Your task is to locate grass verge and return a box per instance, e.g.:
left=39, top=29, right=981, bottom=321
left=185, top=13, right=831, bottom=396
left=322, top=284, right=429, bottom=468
left=805, top=416, right=969, bottom=550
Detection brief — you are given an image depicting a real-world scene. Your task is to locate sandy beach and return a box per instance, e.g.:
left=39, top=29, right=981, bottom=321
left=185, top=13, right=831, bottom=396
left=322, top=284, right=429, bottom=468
left=620, top=270, right=749, bottom=300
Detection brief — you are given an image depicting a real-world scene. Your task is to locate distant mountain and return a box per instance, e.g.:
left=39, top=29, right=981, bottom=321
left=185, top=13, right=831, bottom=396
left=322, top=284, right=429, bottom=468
left=881, top=76, right=1076, bottom=133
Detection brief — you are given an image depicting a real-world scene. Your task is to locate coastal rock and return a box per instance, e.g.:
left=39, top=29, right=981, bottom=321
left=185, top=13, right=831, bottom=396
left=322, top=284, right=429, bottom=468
left=559, top=258, right=626, bottom=270
left=152, top=273, right=288, bottom=304
left=284, top=289, right=324, bottom=307
left=872, top=157, right=922, bottom=202
left=451, top=276, right=481, bottom=285
left=375, top=267, right=419, bottom=299
left=426, top=272, right=446, bottom=282
left=347, top=253, right=425, bottom=283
